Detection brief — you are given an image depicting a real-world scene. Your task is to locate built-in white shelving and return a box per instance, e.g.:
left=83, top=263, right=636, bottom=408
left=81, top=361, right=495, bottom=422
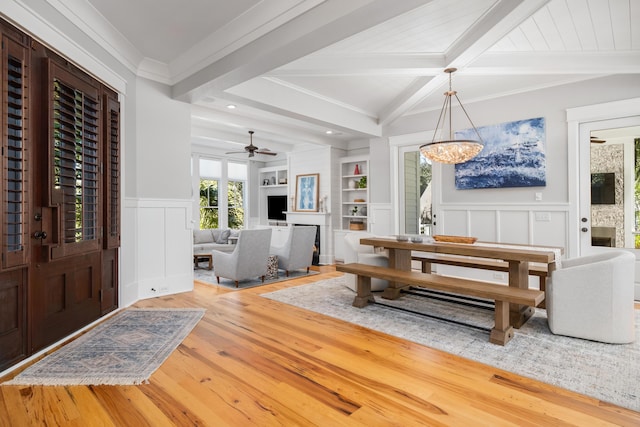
left=340, top=156, right=369, bottom=231
left=259, top=166, right=288, bottom=187
left=258, top=165, right=288, bottom=225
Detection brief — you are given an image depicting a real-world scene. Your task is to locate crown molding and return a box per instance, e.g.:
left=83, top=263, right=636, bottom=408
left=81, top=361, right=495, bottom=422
left=137, top=58, right=171, bottom=85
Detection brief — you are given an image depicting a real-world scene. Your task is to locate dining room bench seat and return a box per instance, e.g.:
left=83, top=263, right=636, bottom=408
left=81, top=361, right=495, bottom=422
left=336, top=262, right=545, bottom=345
left=411, top=254, right=549, bottom=307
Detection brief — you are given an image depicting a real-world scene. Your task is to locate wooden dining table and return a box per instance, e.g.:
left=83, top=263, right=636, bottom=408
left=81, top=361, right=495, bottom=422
left=359, top=237, right=559, bottom=328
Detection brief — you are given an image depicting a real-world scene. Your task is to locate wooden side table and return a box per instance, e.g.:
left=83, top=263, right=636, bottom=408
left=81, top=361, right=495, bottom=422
left=193, top=253, right=213, bottom=270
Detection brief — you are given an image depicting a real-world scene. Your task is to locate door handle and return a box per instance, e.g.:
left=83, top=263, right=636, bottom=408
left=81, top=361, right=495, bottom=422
left=33, top=231, right=47, bottom=240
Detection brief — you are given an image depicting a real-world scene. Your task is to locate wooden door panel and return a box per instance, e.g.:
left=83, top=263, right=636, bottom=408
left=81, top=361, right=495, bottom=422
left=0, top=269, right=26, bottom=370
left=30, top=252, right=101, bottom=352
left=101, top=248, right=118, bottom=314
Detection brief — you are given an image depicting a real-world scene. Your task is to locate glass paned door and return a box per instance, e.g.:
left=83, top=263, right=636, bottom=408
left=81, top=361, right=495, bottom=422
left=401, top=150, right=433, bottom=235
left=579, top=117, right=640, bottom=254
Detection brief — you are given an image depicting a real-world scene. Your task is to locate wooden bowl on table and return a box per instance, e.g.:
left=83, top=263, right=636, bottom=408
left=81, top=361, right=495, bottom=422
left=432, top=235, right=477, bottom=244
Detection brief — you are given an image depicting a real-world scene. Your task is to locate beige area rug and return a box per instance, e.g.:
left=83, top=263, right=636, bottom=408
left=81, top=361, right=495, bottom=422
left=262, top=276, right=640, bottom=412
left=3, top=308, right=205, bottom=386
left=194, top=267, right=317, bottom=289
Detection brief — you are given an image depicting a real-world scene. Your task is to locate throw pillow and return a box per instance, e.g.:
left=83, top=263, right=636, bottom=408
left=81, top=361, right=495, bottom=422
left=216, top=229, right=231, bottom=244
left=193, top=229, right=214, bottom=244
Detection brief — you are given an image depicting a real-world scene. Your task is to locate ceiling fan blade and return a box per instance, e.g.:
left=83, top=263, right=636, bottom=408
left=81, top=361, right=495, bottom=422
left=227, top=131, right=277, bottom=157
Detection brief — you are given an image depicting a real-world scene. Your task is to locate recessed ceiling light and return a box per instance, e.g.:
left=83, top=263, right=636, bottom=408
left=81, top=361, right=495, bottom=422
left=227, top=104, right=237, bottom=109
left=325, top=130, right=333, bottom=135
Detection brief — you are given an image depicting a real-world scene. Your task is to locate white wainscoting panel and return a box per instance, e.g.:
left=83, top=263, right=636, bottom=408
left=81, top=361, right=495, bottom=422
left=499, top=211, right=530, bottom=244
left=469, top=210, right=496, bottom=242
left=434, top=204, right=569, bottom=288
left=126, top=198, right=193, bottom=301
left=440, top=210, right=468, bottom=236
left=121, top=201, right=138, bottom=307
left=439, top=204, right=569, bottom=251
left=531, top=210, right=569, bottom=250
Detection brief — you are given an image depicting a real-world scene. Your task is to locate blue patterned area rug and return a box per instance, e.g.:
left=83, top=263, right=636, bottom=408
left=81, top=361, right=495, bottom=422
left=4, top=308, right=205, bottom=386
left=262, top=276, right=640, bottom=412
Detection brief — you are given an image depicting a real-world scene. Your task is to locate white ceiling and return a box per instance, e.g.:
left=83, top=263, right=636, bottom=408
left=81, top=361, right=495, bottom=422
left=80, top=0, right=640, bottom=156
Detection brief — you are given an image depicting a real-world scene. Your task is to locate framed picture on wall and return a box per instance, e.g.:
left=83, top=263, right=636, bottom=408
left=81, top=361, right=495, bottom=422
left=295, top=173, right=319, bottom=212
left=454, top=117, right=546, bottom=189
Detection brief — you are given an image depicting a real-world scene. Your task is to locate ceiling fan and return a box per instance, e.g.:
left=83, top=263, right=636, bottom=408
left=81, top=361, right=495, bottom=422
left=226, top=130, right=277, bottom=157
left=590, top=135, right=606, bottom=144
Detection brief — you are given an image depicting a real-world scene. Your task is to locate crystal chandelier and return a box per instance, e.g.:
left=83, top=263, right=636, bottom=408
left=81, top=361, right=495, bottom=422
left=419, top=68, right=484, bottom=164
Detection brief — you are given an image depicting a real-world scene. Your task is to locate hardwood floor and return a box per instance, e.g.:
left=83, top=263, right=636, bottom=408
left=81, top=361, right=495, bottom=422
left=1, top=266, right=639, bottom=426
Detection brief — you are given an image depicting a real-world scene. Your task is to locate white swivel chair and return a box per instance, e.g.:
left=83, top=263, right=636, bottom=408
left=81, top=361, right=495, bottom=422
left=343, top=232, right=389, bottom=292
left=546, top=250, right=636, bottom=344
left=270, top=225, right=317, bottom=276
left=212, top=228, right=272, bottom=287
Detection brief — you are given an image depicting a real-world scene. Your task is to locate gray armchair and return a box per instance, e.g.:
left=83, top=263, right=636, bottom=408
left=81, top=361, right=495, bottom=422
left=270, top=225, right=317, bottom=276
left=212, top=228, right=272, bottom=287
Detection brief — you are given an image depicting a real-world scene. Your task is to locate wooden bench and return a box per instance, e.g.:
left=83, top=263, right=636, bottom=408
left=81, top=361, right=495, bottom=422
left=412, top=254, right=549, bottom=308
left=336, top=263, right=545, bottom=345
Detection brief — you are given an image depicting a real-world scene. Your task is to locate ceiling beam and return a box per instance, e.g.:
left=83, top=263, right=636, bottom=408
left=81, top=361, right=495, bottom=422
left=224, top=77, right=382, bottom=136
left=171, top=0, right=435, bottom=102
left=378, top=0, right=550, bottom=126
left=267, top=53, right=445, bottom=77
left=190, top=105, right=341, bottom=146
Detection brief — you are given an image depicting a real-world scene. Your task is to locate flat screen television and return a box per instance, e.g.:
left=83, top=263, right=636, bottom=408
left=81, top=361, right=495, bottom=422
left=591, top=173, right=615, bottom=205
left=267, top=195, right=288, bottom=221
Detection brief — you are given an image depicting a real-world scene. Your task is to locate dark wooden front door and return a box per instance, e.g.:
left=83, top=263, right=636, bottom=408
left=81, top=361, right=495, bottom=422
left=0, top=20, right=120, bottom=370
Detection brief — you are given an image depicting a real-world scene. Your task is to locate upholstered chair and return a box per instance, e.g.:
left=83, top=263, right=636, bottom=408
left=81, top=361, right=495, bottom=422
left=212, top=228, right=272, bottom=287
left=343, top=232, right=389, bottom=292
left=546, top=250, right=636, bottom=344
left=269, top=226, right=317, bottom=276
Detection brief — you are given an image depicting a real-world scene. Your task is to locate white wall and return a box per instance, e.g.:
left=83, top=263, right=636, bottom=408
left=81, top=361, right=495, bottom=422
left=288, top=146, right=335, bottom=263
left=115, top=78, right=195, bottom=304
left=135, top=78, right=191, bottom=199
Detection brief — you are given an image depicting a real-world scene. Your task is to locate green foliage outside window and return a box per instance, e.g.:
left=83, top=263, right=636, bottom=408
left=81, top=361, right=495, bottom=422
left=199, top=179, right=245, bottom=229
left=227, top=180, right=244, bottom=229
left=635, top=138, right=640, bottom=248
left=200, top=180, right=218, bottom=229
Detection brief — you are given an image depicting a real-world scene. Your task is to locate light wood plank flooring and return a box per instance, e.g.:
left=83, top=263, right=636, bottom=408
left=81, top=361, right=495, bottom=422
left=1, top=266, right=639, bottom=426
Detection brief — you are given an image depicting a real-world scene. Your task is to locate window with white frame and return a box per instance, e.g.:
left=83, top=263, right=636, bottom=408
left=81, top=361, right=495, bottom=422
left=199, top=158, right=220, bottom=229
left=227, top=162, right=247, bottom=229
left=195, top=157, right=247, bottom=230
left=401, top=148, right=432, bottom=235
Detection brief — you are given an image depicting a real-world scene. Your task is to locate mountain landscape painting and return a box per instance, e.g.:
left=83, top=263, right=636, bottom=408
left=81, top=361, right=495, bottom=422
left=455, top=117, right=546, bottom=189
